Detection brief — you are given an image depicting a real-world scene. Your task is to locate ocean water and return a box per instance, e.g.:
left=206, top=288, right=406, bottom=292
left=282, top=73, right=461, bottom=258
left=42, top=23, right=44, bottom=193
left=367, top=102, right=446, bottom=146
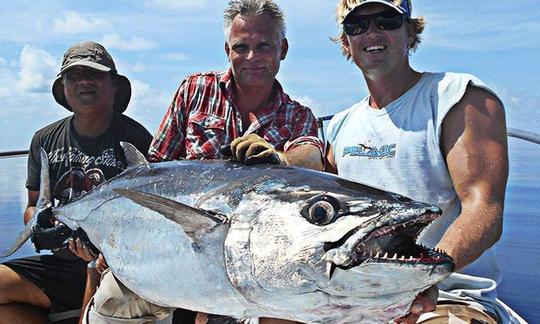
left=0, top=138, right=538, bottom=322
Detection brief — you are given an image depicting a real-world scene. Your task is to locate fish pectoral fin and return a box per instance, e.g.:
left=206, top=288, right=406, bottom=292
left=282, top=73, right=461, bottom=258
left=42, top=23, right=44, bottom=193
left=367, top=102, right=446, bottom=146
left=113, top=189, right=227, bottom=236
left=120, top=142, right=150, bottom=168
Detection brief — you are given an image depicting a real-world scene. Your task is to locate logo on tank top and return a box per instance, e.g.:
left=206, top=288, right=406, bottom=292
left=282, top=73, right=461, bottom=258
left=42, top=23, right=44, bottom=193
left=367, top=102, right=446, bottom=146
left=342, top=143, right=396, bottom=159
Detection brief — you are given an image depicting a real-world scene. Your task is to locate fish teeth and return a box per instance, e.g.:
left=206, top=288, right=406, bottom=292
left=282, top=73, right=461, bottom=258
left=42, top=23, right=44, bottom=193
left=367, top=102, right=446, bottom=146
left=392, top=253, right=398, bottom=260
left=325, top=262, right=336, bottom=280
left=374, top=252, right=380, bottom=258
left=383, top=252, right=389, bottom=259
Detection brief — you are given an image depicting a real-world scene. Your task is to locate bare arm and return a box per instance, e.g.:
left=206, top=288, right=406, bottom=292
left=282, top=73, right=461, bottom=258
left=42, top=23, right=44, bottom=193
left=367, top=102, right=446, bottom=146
left=23, top=190, right=39, bottom=224
left=230, top=134, right=323, bottom=171
left=437, top=85, right=508, bottom=270
left=78, top=255, right=107, bottom=324
left=324, top=144, right=338, bottom=174
left=79, top=267, right=100, bottom=324
left=393, top=87, right=507, bottom=324
left=282, top=144, right=323, bottom=171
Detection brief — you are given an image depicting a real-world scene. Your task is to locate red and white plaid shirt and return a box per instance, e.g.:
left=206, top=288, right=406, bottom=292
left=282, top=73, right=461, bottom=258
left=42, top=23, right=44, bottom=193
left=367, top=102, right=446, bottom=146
left=148, top=70, right=323, bottom=162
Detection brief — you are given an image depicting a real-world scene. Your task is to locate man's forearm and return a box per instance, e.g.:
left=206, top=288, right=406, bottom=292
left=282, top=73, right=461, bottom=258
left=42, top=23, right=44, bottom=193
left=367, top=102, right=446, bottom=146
left=282, top=145, right=323, bottom=171
left=436, top=204, right=503, bottom=271
left=23, top=206, right=35, bottom=225
left=79, top=267, right=100, bottom=324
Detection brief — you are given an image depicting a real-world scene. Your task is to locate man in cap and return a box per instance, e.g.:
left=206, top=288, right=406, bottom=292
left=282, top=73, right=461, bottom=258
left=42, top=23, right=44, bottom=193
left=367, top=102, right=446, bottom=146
left=326, top=0, right=522, bottom=323
left=0, top=41, right=152, bottom=324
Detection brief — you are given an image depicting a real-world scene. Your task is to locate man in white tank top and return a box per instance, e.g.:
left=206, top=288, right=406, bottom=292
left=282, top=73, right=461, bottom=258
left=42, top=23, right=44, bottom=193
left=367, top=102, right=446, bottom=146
left=327, top=0, right=523, bottom=323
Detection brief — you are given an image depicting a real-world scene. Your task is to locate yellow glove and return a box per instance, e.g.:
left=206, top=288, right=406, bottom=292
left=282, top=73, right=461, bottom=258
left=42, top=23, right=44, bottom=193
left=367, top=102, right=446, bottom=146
left=230, top=134, right=287, bottom=165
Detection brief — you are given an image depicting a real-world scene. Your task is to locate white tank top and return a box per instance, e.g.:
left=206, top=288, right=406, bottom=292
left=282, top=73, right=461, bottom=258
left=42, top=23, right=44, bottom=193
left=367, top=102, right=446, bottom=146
left=327, top=72, right=515, bottom=320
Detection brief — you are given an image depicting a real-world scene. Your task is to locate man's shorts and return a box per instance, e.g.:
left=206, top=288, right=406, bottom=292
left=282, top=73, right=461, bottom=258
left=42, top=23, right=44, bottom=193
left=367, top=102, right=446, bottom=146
left=3, top=254, right=87, bottom=314
left=84, top=269, right=172, bottom=323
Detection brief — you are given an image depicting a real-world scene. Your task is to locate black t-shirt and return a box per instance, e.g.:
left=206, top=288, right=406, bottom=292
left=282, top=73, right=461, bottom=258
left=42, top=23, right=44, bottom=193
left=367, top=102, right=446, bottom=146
left=26, top=113, right=152, bottom=206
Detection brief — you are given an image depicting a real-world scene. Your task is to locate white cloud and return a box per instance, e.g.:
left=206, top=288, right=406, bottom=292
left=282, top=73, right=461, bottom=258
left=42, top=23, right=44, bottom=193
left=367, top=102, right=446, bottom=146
left=114, top=57, right=146, bottom=74
left=101, top=34, right=156, bottom=52
left=144, top=0, right=209, bottom=10
left=131, top=79, right=152, bottom=99
left=53, top=11, right=112, bottom=34
left=0, top=69, right=11, bottom=98
left=0, top=57, right=9, bottom=97
left=163, top=52, right=188, bottom=61
left=289, top=95, right=327, bottom=117
left=131, top=63, right=146, bottom=73
left=494, top=87, right=540, bottom=132
left=16, top=45, right=57, bottom=93
left=127, top=79, right=171, bottom=132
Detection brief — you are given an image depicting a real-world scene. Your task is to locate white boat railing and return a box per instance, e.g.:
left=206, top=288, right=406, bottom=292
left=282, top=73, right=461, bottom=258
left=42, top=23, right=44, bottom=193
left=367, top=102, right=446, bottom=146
left=316, top=115, right=540, bottom=147
left=0, top=120, right=538, bottom=160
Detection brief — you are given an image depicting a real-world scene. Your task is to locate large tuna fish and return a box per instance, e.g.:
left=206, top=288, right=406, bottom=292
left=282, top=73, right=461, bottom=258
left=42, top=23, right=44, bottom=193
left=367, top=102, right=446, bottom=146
left=2, top=143, right=453, bottom=323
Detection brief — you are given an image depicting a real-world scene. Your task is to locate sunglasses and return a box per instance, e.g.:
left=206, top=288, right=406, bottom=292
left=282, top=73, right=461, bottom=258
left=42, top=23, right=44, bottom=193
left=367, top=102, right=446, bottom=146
left=343, top=10, right=405, bottom=36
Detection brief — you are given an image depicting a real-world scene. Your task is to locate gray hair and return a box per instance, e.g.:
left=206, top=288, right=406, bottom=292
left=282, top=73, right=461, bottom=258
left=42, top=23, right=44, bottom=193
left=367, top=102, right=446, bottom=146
left=223, top=0, right=286, bottom=42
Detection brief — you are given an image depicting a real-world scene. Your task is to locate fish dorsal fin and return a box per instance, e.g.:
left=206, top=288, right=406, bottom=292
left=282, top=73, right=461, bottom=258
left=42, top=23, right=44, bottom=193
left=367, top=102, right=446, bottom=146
left=120, top=142, right=149, bottom=168
left=1, top=149, right=53, bottom=258
left=113, top=189, right=227, bottom=240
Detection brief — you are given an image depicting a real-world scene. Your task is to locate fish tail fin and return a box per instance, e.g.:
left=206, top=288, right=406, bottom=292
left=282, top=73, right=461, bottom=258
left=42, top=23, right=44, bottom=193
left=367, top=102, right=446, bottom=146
left=0, top=219, right=35, bottom=258
left=0, top=148, right=53, bottom=258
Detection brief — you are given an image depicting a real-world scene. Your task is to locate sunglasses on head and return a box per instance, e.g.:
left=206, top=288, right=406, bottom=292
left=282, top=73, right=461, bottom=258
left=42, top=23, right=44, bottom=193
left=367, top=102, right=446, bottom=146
left=343, top=10, right=405, bottom=36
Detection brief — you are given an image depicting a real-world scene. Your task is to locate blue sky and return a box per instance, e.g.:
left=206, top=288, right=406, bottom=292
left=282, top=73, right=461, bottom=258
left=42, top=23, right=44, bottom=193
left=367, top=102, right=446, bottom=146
left=0, top=0, right=539, bottom=151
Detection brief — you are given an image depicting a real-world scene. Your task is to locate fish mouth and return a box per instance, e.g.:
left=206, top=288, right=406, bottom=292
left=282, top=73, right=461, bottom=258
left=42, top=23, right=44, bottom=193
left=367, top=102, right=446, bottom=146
left=325, top=212, right=452, bottom=270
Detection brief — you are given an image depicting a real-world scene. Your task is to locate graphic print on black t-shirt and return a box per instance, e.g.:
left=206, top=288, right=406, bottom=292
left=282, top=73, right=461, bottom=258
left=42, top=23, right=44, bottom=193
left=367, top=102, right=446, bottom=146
left=48, top=146, right=124, bottom=205
left=54, top=167, right=104, bottom=205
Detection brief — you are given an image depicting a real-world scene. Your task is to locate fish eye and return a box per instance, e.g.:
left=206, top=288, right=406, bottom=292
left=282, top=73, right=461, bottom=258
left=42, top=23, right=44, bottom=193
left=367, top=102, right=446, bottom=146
left=307, top=200, right=336, bottom=225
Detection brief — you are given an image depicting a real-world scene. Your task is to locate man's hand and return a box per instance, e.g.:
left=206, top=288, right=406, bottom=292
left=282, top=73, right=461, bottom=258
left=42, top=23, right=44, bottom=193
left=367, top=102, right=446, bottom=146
left=68, top=237, right=98, bottom=262
left=394, top=285, right=438, bottom=324
left=229, top=134, right=287, bottom=165
left=95, top=253, right=108, bottom=274
left=31, top=219, right=73, bottom=252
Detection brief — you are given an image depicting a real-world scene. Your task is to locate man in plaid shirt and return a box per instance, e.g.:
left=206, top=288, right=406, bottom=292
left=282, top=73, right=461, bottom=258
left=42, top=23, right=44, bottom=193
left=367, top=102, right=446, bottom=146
left=85, top=1, right=323, bottom=323
left=148, top=0, right=323, bottom=172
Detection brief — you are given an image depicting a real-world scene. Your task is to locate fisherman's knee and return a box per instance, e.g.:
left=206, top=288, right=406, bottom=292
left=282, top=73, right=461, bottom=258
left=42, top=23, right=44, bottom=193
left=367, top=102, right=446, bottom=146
left=0, top=265, right=50, bottom=307
left=0, top=265, right=25, bottom=303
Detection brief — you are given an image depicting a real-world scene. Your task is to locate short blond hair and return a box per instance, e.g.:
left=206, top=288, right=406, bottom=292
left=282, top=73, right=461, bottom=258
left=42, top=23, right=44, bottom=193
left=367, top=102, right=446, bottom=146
left=334, top=0, right=425, bottom=60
